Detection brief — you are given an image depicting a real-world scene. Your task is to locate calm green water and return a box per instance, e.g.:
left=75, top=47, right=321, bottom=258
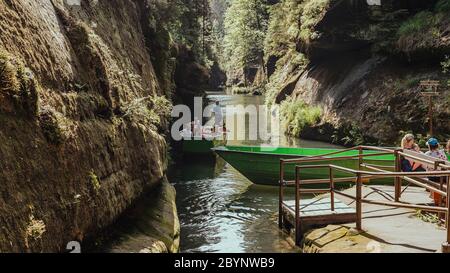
left=172, top=91, right=339, bottom=253
left=96, top=91, right=339, bottom=253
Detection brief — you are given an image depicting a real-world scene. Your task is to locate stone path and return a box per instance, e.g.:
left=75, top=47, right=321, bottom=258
left=303, top=185, right=447, bottom=253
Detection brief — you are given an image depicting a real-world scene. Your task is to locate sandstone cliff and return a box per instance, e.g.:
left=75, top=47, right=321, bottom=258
left=0, top=0, right=182, bottom=252
left=264, top=0, right=450, bottom=146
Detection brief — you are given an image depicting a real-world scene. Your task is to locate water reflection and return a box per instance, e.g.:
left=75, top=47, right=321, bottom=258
left=170, top=158, right=297, bottom=253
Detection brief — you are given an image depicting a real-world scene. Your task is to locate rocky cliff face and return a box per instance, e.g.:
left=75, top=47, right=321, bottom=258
left=0, top=0, right=180, bottom=252
left=265, top=0, right=450, bottom=145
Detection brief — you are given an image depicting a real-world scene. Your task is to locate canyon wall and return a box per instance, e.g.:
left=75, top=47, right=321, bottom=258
left=0, top=0, right=183, bottom=252
left=264, top=0, right=450, bottom=145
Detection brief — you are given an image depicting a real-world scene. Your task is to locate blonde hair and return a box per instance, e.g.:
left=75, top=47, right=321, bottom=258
left=401, top=134, right=415, bottom=149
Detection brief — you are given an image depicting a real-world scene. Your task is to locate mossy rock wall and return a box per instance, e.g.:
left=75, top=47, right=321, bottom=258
left=0, top=0, right=178, bottom=252
left=264, top=0, right=450, bottom=146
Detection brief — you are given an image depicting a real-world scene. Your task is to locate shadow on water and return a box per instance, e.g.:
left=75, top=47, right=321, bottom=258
left=169, top=157, right=298, bottom=253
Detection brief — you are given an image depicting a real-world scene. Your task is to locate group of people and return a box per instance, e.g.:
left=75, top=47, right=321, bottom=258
left=401, top=134, right=450, bottom=205
left=180, top=102, right=227, bottom=139
left=400, top=134, right=449, bottom=173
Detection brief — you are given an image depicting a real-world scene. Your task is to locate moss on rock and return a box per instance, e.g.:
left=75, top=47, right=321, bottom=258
left=0, top=50, right=39, bottom=117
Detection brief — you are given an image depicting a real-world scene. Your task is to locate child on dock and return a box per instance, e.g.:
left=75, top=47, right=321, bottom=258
left=425, top=138, right=447, bottom=162
left=424, top=138, right=448, bottom=206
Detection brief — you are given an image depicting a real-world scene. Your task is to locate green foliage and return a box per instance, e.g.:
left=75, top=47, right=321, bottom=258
left=299, top=0, right=330, bottom=42
left=122, top=95, right=172, bottom=131
left=0, top=50, right=39, bottom=117
left=0, top=50, right=20, bottom=94
left=280, top=98, right=322, bottom=136
left=415, top=210, right=443, bottom=225
left=340, top=124, right=366, bottom=146
left=25, top=214, right=46, bottom=241
left=223, top=0, right=269, bottom=72
left=210, top=0, right=230, bottom=65
left=231, top=86, right=254, bottom=94
left=39, top=106, right=70, bottom=145
left=435, top=0, right=450, bottom=13
left=392, top=76, right=422, bottom=92
left=397, top=11, right=434, bottom=37
left=265, top=50, right=308, bottom=107
left=397, top=1, right=450, bottom=40
left=264, top=0, right=303, bottom=57
left=147, top=0, right=209, bottom=59
left=89, top=170, right=101, bottom=194
left=442, top=55, right=450, bottom=74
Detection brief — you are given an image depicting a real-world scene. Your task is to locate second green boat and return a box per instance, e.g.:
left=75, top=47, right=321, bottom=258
left=212, top=146, right=395, bottom=186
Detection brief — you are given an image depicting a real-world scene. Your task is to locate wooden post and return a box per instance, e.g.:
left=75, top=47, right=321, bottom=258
left=428, top=95, right=433, bottom=136
left=420, top=80, right=440, bottom=137
left=356, top=173, right=362, bottom=231
left=442, top=178, right=450, bottom=253
left=330, top=167, right=335, bottom=211
left=295, top=166, right=301, bottom=246
left=394, top=149, right=402, bottom=202
left=358, top=146, right=363, bottom=171
left=279, top=160, right=284, bottom=229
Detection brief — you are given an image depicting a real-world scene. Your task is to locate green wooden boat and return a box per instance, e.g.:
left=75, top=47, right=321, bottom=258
left=182, top=138, right=227, bottom=156
left=212, top=146, right=395, bottom=186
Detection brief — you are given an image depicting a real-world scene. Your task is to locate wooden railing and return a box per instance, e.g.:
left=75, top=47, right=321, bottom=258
left=278, top=145, right=450, bottom=252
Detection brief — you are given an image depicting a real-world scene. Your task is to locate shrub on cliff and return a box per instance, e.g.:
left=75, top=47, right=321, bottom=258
left=435, top=0, right=450, bottom=12
left=299, top=0, right=330, bottom=43
left=397, top=0, right=450, bottom=54
left=39, top=106, right=71, bottom=145
left=0, top=51, right=20, bottom=95
left=24, top=213, right=46, bottom=250
left=280, top=98, right=322, bottom=136
left=0, top=50, right=39, bottom=117
left=122, top=95, right=172, bottom=132
left=397, top=11, right=434, bottom=37
left=89, top=170, right=101, bottom=194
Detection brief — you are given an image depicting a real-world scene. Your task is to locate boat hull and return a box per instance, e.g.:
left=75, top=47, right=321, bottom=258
left=183, top=139, right=227, bottom=156
left=213, top=146, right=395, bottom=186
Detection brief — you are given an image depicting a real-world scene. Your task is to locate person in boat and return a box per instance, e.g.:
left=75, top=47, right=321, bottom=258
left=193, top=117, right=202, bottom=138
left=212, top=101, right=223, bottom=133
left=180, top=122, right=193, bottom=139
left=400, top=134, right=425, bottom=172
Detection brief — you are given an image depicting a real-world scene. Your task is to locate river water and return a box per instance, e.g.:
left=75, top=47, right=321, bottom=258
left=93, top=90, right=339, bottom=253
left=171, top=91, right=340, bottom=253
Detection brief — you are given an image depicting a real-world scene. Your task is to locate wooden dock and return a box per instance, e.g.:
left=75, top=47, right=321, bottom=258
left=281, top=197, right=356, bottom=243
left=278, top=145, right=450, bottom=252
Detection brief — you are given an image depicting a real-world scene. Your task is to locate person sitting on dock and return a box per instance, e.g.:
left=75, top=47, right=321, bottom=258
left=424, top=138, right=448, bottom=206
left=400, top=134, right=425, bottom=172
left=425, top=138, right=448, bottom=163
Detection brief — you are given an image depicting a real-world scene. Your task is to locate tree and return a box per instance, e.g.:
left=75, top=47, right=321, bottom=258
left=223, top=0, right=269, bottom=84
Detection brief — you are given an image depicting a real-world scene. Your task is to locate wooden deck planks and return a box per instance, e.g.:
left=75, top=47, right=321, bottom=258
left=281, top=197, right=357, bottom=231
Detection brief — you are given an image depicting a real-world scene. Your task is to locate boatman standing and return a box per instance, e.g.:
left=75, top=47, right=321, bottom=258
left=212, top=101, right=223, bottom=133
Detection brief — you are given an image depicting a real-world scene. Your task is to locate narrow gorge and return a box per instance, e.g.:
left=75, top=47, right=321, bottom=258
left=1, top=0, right=449, bottom=254
left=222, top=0, right=450, bottom=146
left=0, top=0, right=213, bottom=253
